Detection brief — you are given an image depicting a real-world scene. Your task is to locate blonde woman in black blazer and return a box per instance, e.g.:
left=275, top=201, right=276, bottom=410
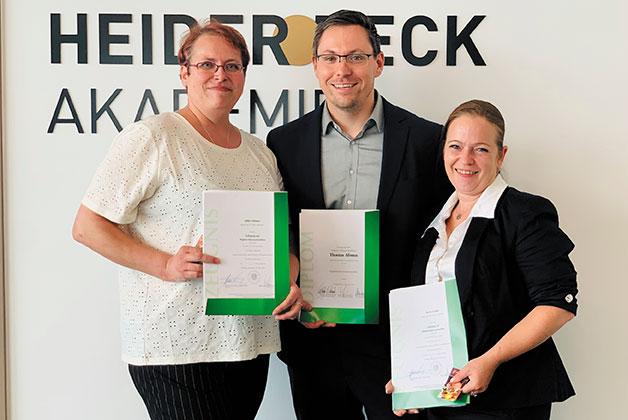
left=387, top=100, right=577, bottom=420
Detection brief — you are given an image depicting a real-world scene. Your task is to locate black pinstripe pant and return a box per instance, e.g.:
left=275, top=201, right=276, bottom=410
left=128, top=354, right=270, bottom=420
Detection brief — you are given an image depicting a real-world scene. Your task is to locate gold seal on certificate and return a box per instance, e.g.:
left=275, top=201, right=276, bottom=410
left=299, top=209, right=379, bottom=324
left=202, top=190, right=289, bottom=316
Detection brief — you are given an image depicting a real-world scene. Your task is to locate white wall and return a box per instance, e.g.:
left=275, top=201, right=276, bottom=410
left=2, top=1, right=627, bottom=418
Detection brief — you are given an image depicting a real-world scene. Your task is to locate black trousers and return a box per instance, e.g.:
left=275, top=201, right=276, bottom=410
left=426, top=404, right=551, bottom=420
left=287, top=359, right=407, bottom=420
left=279, top=317, right=418, bottom=420
left=285, top=349, right=417, bottom=420
left=128, top=354, right=270, bottom=420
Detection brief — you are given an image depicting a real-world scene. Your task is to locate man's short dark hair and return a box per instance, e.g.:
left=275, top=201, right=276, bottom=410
left=313, top=10, right=381, bottom=56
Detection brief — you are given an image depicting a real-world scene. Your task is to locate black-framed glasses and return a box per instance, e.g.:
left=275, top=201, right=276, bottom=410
left=187, top=61, right=245, bottom=73
left=315, top=53, right=375, bottom=66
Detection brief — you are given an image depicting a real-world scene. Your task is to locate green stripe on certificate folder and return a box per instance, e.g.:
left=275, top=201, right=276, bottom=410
left=206, top=298, right=280, bottom=316
left=274, top=192, right=290, bottom=306
left=364, top=210, right=379, bottom=324
left=393, top=388, right=468, bottom=410
left=299, top=308, right=365, bottom=324
left=445, top=279, right=469, bottom=374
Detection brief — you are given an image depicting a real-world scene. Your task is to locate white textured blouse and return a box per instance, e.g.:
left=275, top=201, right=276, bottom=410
left=83, top=112, right=283, bottom=365
left=424, top=175, right=508, bottom=284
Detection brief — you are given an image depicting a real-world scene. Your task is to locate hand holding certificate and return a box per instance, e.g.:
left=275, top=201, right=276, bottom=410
left=389, top=280, right=470, bottom=410
left=299, top=209, right=379, bottom=324
left=202, top=190, right=290, bottom=315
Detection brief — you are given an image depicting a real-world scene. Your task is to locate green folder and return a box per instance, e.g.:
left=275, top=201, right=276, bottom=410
left=202, top=191, right=289, bottom=316
left=299, top=210, right=379, bottom=324
left=390, top=279, right=470, bottom=409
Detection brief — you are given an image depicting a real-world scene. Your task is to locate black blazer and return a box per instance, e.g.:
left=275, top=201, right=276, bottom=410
left=267, top=97, right=452, bottom=363
left=411, top=187, right=577, bottom=409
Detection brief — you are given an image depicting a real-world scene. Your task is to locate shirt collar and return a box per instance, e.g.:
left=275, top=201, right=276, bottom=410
left=322, top=91, right=384, bottom=137
left=424, top=175, right=508, bottom=235
left=470, top=174, right=508, bottom=218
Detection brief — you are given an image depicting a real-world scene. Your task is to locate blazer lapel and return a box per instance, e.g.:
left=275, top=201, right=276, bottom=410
left=376, top=99, right=409, bottom=212
left=302, top=105, right=326, bottom=209
left=456, top=218, right=489, bottom=307
left=410, top=227, right=438, bottom=286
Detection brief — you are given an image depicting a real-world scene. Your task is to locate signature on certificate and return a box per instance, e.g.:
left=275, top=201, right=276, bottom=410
left=408, top=367, right=428, bottom=381
left=224, top=273, right=245, bottom=286
left=317, top=283, right=354, bottom=297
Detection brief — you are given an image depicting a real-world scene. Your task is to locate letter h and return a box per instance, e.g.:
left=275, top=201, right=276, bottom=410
left=50, top=13, right=87, bottom=64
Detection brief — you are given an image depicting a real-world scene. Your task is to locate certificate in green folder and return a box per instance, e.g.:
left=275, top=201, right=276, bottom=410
left=299, top=209, right=379, bottom=324
left=389, top=280, right=470, bottom=410
left=202, top=190, right=289, bottom=316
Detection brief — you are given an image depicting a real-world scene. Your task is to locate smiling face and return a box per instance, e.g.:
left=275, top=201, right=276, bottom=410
left=180, top=34, right=245, bottom=115
left=313, top=25, right=384, bottom=116
left=444, top=115, right=508, bottom=200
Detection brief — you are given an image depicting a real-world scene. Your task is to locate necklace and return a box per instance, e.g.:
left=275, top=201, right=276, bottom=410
left=453, top=201, right=465, bottom=221
left=452, top=198, right=479, bottom=223
left=194, top=111, right=232, bottom=148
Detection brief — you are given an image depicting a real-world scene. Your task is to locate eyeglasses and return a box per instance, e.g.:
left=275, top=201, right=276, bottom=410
left=187, top=61, right=245, bottom=73
left=315, top=53, right=375, bottom=66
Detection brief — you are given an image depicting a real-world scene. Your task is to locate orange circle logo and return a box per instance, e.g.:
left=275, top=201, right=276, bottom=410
left=273, top=15, right=317, bottom=66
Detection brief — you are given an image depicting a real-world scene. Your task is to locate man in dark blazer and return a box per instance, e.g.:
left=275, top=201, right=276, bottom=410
left=266, top=10, right=451, bottom=420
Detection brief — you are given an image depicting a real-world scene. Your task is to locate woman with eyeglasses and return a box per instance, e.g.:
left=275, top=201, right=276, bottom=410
left=72, top=21, right=305, bottom=420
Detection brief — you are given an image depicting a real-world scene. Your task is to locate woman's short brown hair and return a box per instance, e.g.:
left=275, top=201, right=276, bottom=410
left=442, top=100, right=506, bottom=153
left=177, top=20, right=250, bottom=70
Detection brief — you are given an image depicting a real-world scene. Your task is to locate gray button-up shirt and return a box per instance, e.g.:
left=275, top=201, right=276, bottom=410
left=321, top=94, right=384, bottom=209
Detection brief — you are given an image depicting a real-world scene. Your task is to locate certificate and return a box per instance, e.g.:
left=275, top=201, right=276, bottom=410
left=299, top=209, right=379, bottom=324
left=202, top=190, right=289, bottom=315
left=389, top=280, right=469, bottom=409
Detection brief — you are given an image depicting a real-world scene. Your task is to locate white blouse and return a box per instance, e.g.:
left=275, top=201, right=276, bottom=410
left=424, top=176, right=508, bottom=284
left=83, top=112, right=283, bottom=365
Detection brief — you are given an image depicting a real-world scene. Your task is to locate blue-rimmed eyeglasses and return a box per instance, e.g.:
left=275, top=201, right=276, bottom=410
left=187, top=61, right=245, bottom=73
left=315, top=53, right=375, bottom=66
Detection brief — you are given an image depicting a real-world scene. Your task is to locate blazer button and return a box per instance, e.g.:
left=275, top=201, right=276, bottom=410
left=468, top=310, right=474, bottom=317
